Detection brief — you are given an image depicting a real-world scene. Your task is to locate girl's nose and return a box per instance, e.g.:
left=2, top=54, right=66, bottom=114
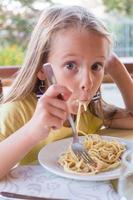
left=80, top=71, right=93, bottom=92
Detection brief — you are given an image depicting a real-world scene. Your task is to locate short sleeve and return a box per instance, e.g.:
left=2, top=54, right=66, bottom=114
left=0, top=94, right=36, bottom=141
left=0, top=102, right=26, bottom=141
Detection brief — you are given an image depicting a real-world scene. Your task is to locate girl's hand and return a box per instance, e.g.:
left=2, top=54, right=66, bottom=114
left=104, top=52, right=119, bottom=75
left=29, top=84, right=72, bottom=141
left=104, top=52, right=133, bottom=114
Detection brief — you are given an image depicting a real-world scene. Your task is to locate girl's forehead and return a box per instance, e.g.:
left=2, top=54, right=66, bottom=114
left=51, top=27, right=109, bottom=47
left=49, top=28, right=109, bottom=58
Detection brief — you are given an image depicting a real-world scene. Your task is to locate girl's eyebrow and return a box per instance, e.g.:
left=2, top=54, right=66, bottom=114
left=62, top=54, right=106, bottom=60
left=62, top=54, right=79, bottom=58
left=96, top=56, right=106, bottom=60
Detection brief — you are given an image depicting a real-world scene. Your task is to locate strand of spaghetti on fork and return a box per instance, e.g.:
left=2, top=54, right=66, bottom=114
left=76, top=100, right=89, bottom=136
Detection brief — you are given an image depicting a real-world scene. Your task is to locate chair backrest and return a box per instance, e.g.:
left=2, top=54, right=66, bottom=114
left=0, top=79, right=3, bottom=100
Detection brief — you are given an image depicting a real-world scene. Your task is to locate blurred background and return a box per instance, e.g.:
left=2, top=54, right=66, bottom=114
left=0, top=0, right=133, bottom=107
left=0, top=0, right=133, bottom=66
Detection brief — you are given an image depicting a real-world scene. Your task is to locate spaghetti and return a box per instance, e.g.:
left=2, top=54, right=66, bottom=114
left=58, top=134, right=126, bottom=174
left=58, top=101, right=126, bottom=175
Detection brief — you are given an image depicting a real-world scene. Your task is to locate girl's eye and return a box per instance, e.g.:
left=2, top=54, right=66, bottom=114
left=64, top=62, right=77, bottom=70
left=91, top=62, right=103, bottom=71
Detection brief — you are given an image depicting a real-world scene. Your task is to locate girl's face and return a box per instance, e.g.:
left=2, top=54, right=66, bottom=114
left=48, top=28, right=109, bottom=114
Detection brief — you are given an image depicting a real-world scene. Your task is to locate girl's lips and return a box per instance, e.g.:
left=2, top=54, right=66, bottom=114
left=79, top=98, right=91, bottom=102
left=79, top=99, right=89, bottom=101
left=79, top=94, right=92, bottom=102
left=75, top=99, right=91, bottom=104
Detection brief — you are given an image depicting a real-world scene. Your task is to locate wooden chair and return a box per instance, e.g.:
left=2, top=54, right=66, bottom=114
left=0, top=79, right=2, bottom=99
left=0, top=67, right=19, bottom=100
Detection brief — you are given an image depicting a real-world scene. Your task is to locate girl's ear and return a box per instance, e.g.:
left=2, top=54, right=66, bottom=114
left=37, top=68, right=47, bottom=80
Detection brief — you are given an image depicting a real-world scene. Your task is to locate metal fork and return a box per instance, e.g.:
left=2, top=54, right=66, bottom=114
left=67, top=114, right=96, bottom=166
left=43, top=63, right=96, bottom=166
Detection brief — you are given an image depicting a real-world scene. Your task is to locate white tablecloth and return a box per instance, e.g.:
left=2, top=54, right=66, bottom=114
left=0, top=165, right=120, bottom=200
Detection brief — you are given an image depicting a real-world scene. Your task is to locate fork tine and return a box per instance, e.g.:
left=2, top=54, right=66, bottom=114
left=81, top=152, right=93, bottom=163
left=82, top=150, right=93, bottom=160
left=72, top=147, right=96, bottom=166
left=81, top=151, right=96, bottom=166
left=75, top=150, right=92, bottom=163
left=80, top=153, right=89, bottom=163
left=75, top=153, right=81, bottom=161
left=73, top=148, right=96, bottom=166
left=84, top=152, right=96, bottom=165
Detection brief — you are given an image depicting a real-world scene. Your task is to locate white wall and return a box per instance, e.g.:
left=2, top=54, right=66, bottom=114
left=101, top=84, right=125, bottom=108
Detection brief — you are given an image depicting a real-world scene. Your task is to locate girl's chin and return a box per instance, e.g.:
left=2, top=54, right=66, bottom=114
left=69, top=104, right=86, bottom=115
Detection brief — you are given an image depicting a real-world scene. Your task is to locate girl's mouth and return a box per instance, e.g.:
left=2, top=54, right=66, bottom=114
left=75, top=99, right=90, bottom=112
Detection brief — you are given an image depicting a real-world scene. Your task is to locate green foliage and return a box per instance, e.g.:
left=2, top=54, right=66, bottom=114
left=0, top=0, right=53, bottom=48
left=0, top=45, right=24, bottom=66
left=102, top=0, right=133, bottom=16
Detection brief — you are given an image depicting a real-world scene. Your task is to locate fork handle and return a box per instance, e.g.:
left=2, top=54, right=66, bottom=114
left=68, top=114, right=79, bottom=143
left=58, top=96, right=79, bottom=143
left=57, top=94, right=78, bottom=142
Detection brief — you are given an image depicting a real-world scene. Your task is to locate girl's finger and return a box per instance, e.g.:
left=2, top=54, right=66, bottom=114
left=40, top=95, right=68, bottom=112
left=47, top=104, right=67, bottom=120
left=43, top=112, right=64, bottom=129
left=43, top=84, right=72, bottom=101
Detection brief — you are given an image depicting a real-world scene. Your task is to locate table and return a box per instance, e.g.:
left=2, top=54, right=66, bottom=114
left=0, top=165, right=119, bottom=200
left=98, top=128, right=133, bottom=140
left=0, top=128, right=133, bottom=200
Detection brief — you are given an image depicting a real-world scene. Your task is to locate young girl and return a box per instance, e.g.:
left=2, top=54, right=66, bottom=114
left=0, top=5, right=133, bottom=178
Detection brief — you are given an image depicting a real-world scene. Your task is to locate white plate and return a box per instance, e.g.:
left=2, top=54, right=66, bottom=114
left=38, top=136, right=133, bottom=181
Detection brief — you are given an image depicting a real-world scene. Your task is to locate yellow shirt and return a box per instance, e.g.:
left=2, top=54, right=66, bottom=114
left=0, top=93, right=103, bottom=164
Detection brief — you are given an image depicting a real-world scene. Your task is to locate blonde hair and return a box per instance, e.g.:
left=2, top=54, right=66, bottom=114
left=3, top=5, right=112, bottom=103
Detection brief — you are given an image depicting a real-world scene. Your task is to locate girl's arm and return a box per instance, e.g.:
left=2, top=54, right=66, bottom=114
left=105, top=53, right=133, bottom=114
left=0, top=121, right=48, bottom=179
left=0, top=85, right=71, bottom=179
left=104, top=108, right=133, bottom=129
